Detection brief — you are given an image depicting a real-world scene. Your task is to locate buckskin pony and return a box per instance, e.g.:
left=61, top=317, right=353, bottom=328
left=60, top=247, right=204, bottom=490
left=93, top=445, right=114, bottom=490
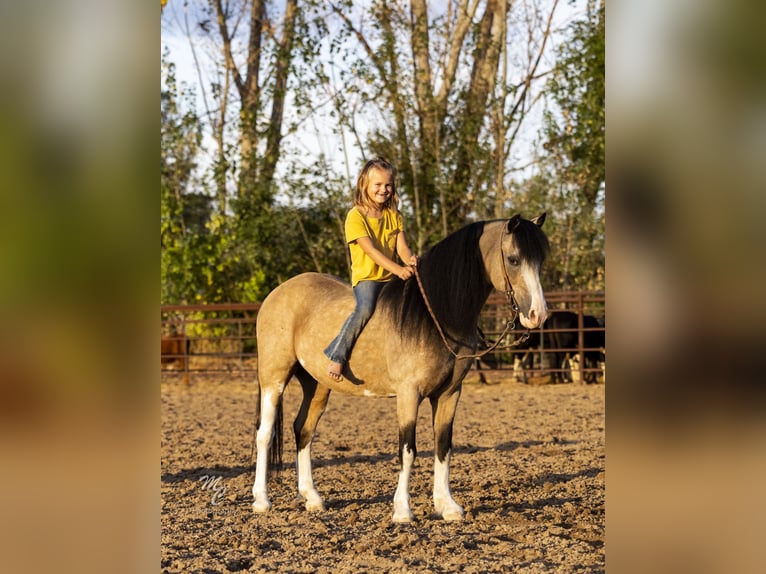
left=252, top=214, right=549, bottom=522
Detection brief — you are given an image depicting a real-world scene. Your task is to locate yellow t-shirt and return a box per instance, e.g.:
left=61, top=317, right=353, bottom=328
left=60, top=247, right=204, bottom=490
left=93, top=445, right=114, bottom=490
left=345, top=207, right=403, bottom=286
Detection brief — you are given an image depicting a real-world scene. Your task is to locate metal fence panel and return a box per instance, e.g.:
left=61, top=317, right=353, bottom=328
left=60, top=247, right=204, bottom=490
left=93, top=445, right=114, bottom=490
left=161, top=291, right=604, bottom=383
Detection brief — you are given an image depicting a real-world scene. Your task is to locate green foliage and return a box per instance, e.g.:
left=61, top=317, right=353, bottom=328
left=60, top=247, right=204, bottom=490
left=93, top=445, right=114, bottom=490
left=161, top=51, right=205, bottom=303
left=543, top=1, right=604, bottom=201
left=533, top=0, right=605, bottom=291
left=161, top=50, right=264, bottom=304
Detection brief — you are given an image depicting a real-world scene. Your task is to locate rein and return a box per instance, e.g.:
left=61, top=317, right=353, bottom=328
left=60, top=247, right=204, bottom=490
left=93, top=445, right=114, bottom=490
left=412, top=225, right=530, bottom=360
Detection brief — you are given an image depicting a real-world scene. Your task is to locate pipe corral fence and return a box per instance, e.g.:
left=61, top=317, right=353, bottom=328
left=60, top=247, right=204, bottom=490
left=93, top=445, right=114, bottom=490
left=161, top=291, right=604, bottom=384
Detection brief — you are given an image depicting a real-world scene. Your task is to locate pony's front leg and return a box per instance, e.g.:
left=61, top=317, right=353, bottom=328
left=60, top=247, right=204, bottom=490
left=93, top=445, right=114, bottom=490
left=431, top=390, right=465, bottom=521
left=392, top=393, right=421, bottom=523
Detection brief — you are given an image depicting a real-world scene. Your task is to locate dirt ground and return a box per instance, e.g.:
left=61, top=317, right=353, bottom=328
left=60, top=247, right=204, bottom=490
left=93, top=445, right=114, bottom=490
left=161, top=373, right=604, bottom=573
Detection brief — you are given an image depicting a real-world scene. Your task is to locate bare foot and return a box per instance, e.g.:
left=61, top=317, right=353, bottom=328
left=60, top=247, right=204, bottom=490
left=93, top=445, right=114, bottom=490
left=328, top=361, right=344, bottom=382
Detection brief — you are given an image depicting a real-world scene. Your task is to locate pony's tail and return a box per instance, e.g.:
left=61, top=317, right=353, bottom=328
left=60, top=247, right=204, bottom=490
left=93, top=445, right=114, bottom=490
left=251, top=375, right=284, bottom=475
left=250, top=370, right=258, bottom=468
left=270, top=397, right=284, bottom=473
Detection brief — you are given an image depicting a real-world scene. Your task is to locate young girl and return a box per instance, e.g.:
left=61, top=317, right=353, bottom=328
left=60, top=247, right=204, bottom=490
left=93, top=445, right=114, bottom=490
left=325, top=157, right=418, bottom=382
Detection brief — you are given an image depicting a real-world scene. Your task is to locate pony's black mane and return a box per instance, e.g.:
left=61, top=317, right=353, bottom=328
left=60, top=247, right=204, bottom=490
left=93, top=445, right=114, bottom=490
left=377, top=221, right=488, bottom=345
left=377, top=218, right=549, bottom=346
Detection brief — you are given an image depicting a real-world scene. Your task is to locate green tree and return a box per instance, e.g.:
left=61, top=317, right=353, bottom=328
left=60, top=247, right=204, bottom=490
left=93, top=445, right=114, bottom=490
left=206, top=0, right=300, bottom=200
left=538, top=0, right=605, bottom=290
left=161, top=51, right=254, bottom=304
left=208, top=0, right=308, bottom=292
left=161, top=52, right=205, bottom=304
left=544, top=0, right=604, bottom=206
left=163, top=1, right=310, bottom=299
left=278, top=157, right=357, bottom=280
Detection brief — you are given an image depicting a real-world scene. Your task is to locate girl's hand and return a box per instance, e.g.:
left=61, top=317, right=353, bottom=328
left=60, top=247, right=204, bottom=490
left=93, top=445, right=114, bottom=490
left=407, top=255, right=419, bottom=266
left=397, top=265, right=414, bottom=280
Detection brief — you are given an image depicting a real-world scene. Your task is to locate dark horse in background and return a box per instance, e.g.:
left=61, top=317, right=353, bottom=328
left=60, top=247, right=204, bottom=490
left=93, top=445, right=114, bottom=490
left=252, top=214, right=549, bottom=522
left=496, top=311, right=604, bottom=383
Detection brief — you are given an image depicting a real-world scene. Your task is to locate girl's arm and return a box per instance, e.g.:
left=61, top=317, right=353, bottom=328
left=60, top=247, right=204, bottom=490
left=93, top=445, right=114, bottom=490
left=355, top=236, right=413, bottom=280
left=396, top=231, right=418, bottom=267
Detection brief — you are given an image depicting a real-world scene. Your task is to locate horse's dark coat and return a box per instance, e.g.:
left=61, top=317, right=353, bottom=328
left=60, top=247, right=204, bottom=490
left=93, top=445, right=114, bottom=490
left=517, top=311, right=605, bottom=382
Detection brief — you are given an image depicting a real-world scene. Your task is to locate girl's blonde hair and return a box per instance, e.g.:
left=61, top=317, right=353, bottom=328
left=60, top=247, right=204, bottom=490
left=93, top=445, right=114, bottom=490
left=354, top=157, right=399, bottom=212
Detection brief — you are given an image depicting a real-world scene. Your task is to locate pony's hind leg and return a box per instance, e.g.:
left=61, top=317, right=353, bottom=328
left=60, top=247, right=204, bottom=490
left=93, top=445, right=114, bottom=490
left=252, top=379, right=287, bottom=513
left=293, top=368, right=331, bottom=512
left=430, top=390, right=465, bottom=521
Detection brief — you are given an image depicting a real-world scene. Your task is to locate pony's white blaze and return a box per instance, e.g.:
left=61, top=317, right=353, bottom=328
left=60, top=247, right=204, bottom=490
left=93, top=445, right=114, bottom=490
left=433, top=452, right=464, bottom=521
left=518, top=261, right=548, bottom=329
left=392, top=445, right=415, bottom=523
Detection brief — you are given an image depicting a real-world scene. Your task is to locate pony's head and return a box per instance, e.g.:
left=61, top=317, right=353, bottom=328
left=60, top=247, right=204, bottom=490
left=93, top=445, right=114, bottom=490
left=480, top=213, right=549, bottom=329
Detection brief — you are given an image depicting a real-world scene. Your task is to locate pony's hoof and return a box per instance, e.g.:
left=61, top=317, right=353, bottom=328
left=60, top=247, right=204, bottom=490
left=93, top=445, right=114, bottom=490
left=298, top=490, right=325, bottom=512
left=306, top=500, right=326, bottom=512
left=441, top=507, right=464, bottom=521
left=252, top=499, right=271, bottom=513
left=305, top=498, right=326, bottom=512
left=392, top=510, right=415, bottom=523
left=435, top=499, right=464, bottom=521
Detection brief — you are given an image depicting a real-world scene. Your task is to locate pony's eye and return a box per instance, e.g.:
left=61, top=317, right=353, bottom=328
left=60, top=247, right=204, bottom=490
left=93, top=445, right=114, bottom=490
left=508, top=256, right=520, bottom=266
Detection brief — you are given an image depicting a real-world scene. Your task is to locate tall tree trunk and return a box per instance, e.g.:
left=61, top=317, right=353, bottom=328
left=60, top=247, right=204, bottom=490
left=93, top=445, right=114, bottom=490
left=239, top=0, right=266, bottom=202
left=414, top=0, right=479, bottom=245
left=260, top=0, right=298, bottom=191
left=377, top=3, right=416, bottom=223
left=213, top=0, right=296, bottom=209
left=332, top=3, right=414, bottom=184
left=214, top=66, right=230, bottom=215
left=451, top=0, right=505, bottom=223
left=214, top=0, right=265, bottom=203
left=410, top=0, right=436, bottom=247
left=492, top=6, right=508, bottom=219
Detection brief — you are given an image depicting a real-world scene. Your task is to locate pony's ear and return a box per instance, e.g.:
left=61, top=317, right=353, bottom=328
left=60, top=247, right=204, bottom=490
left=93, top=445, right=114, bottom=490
left=531, top=212, right=546, bottom=227
left=507, top=214, right=521, bottom=232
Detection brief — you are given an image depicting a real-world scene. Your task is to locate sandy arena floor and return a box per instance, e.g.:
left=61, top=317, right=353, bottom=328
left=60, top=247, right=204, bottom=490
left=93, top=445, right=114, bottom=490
left=161, top=375, right=604, bottom=573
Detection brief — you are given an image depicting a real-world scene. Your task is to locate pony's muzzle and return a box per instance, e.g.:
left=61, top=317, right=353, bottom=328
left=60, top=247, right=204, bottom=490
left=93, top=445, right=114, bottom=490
left=521, top=305, right=547, bottom=329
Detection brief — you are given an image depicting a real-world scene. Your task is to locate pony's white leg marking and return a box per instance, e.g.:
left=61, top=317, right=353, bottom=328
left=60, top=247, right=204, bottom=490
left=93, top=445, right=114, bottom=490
left=568, top=354, right=581, bottom=384
left=252, top=389, right=277, bottom=513
left=433, top=451, right=464, bottom=521
left=296, top=445, right=325, bottom=512
left=392, top=444, right=415, bottom=523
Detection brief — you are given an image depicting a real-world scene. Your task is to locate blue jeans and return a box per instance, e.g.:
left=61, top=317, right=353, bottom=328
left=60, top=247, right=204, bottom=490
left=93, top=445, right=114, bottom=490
left=324, top=280, right=386, bottom=364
